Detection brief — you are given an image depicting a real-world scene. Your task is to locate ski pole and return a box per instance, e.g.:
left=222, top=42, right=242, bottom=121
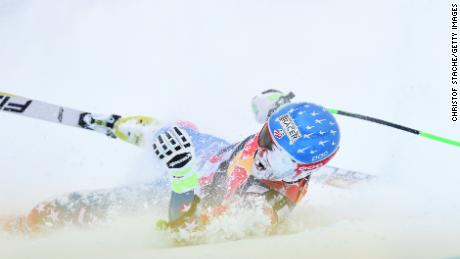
left=328, top=108, right=460, bottom=148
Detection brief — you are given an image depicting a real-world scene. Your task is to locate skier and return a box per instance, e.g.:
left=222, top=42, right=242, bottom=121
left=2, top=90, right=340, bottom=234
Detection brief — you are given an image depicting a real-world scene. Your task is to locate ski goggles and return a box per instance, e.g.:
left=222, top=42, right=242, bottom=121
left=257, top=123, right=275, bottom=151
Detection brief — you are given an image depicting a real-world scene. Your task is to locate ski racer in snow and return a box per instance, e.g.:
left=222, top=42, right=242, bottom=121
left=2, top=90, right=340, bottom=234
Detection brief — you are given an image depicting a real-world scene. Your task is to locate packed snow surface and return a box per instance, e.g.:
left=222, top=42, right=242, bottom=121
left=0, top=0, right=458, bottom=258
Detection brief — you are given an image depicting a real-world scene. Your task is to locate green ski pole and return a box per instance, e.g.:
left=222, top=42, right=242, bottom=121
left=328, top=108, right=460, bottom=148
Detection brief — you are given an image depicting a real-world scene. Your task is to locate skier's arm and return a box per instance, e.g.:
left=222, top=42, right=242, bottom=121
left=152, top=126, right=201, bottom=229
left=249, top=176, right=311, bottom=226
left=201, top=176, right=311, bottom=229
left=251, top=89, right=296, bottom=123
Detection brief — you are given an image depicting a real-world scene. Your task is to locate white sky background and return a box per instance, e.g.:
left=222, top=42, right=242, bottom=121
left=0, top=0, right=458, bottom=258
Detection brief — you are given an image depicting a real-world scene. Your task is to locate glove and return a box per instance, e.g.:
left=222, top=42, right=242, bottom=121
left=251, top=89, right=296, bottom=123
left=152, top=126, right=199, bottom=194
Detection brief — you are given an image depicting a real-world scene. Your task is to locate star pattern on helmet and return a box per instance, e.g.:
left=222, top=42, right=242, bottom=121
left=319, top=140, right=329, bottom=146
left=303, top=133, right=314, bottom=139
left=315, top=119, right=326, bottom=124
left=274, top=103, right=340, bottom=163
left=297, top=146, right=311, bottom=153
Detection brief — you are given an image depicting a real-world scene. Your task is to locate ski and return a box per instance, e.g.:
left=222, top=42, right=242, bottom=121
left=0, top=92, right=159, bottom=147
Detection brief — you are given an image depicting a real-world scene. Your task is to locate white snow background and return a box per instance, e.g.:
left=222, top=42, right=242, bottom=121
left=0, top=0, right=458, bottom=258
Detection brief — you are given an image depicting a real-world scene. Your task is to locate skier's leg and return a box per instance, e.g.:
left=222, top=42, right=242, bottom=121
left=2, top=191, right=118, bottom=233
left=2, top=181, right=170, bottom=234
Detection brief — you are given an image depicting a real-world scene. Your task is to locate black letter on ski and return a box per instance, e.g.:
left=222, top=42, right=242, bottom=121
left=0, top=96, right=32, bottom=113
